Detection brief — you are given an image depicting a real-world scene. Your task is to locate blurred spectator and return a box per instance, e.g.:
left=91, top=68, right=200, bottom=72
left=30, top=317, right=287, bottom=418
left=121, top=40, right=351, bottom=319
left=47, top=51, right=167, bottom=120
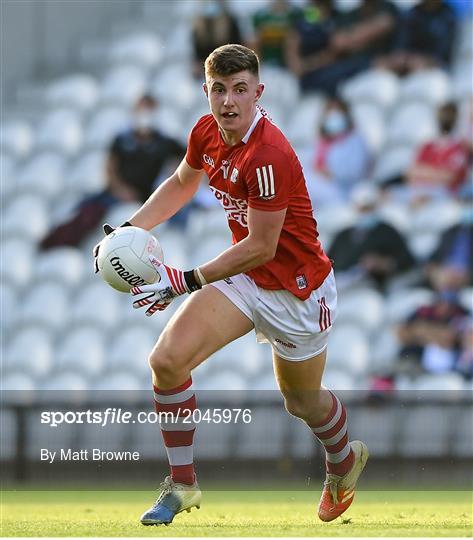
left=425, top=186, right=473, bottom=291
left=191, top=0, right=243, bottom=79
left=378, top=0, right=457, bottom=74
left=304, top=95, right=372, bottom=205
left=405, top=102, right=470, bottom=201
left=455, top=318, right=473, bottom=380
left=328, top=183, right=415, bottom=290
left=286, top=0, right=399, bottom=94
left=40, top=95, right=185, bottom=250
left=250, top=0, right=302, bottom=68
left=397, top=291, right=470, bottom=376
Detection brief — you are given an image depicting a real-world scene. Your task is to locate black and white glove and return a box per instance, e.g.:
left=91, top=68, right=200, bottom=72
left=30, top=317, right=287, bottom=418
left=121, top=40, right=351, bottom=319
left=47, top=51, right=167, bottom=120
left=93, top=221, right=131, bottom=273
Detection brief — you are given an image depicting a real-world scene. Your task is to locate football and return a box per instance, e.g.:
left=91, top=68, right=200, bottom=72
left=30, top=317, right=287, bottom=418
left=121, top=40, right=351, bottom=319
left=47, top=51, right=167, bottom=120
left=97, top=226, right=164, bottom=292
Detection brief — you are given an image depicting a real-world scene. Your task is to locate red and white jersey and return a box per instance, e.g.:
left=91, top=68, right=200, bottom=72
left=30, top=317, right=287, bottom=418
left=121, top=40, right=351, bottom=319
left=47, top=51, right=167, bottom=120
left=185, top=108, right=332, bottom=300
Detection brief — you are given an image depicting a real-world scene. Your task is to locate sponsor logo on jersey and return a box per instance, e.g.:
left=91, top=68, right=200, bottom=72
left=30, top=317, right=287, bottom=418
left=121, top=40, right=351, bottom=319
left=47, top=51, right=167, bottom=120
left=230, top=167, right=239, bottom=183
left=256, top=165, right=276, bottom=200
left=275, top=338, right=297, bottom=349
left=210, top=186, right=248, bottom=227
left=110, top=257, right=147, bottom=287
left=220, top=159, right=231, bottom=179
left=296, top=274, right=307, bottom=289
left=203, top=154, right=215, bottom=168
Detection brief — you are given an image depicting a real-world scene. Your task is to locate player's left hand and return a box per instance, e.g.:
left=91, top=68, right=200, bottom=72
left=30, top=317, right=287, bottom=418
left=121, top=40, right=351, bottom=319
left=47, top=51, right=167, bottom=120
left=130, top=256, right=199, bottom=316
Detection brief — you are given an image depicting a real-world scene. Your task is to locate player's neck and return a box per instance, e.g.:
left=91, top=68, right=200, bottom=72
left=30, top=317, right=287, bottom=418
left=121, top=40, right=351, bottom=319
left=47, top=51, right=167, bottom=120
left=219, top=111, right=257, bottom=147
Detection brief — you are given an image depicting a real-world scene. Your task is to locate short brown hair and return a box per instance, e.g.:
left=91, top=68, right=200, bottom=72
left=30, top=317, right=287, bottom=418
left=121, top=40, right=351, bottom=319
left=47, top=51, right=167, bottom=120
left=205, top=44, right=260, bottom=79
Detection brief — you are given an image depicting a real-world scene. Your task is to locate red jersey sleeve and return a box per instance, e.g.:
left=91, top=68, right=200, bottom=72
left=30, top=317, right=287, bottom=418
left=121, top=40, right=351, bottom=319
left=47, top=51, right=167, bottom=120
left=185, top=121, right=203, bottom=170
left=245, top=145, right=292, bottom=212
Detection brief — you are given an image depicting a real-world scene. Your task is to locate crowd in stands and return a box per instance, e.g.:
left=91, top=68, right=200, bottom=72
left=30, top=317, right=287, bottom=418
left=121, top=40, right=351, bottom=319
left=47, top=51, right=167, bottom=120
left=3, top=0, right=472, bottom=392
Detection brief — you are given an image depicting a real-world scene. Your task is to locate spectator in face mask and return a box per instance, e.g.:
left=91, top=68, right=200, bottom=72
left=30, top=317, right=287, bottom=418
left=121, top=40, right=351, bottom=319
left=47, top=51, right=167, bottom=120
left=328, top=183, right=415, bottom=290
left=303, top=96, right=372, bottom=206
left=40, top=94, right=185, bottom=250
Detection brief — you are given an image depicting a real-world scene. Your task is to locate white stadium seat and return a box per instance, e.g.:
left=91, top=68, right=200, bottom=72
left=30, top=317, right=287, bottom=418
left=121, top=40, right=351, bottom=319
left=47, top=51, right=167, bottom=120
left=1, top=373, right=36, bottom=392
left=249, top=372, right=280, bottom=392
left=3, top=194, right=49, bottom=241
left=20, top=282, right=70, bottom=331
left=414, top=373, right=465, bottom=393
left=385, top=288, right=435, bottom=322
left=189, top=235, right=230, bottom=269
left=1, top=282, right=18, bottom=333
left=196, top=370, right=247, bottom=391
left=109, top=32, right=163, bottom=68
left=55, top=326, right=106, bottom=377
left=108, top=326, right=156, bottom=375
left=408, top=230, right=440, bottom=261
left=336, top=288, right=385, bottom=333
left=157, top=226, right=190, bottom=268
left=452, top=59, right=473, bottom=100
left=36, top=248, right=86, bottom=287
left=322, top=369, right=357, bottom=391
left=352, top=102, right=386, bottom=153
left=41, top=372, right=89, bottom=391
left=210, top=334, right=267, bottom=379
left=0, top=152, right=17, bottom=200
left=99, top=65, right=148, bottom=106
left=410, top=200, right=461, bottom=234
left=103, top=202, right=142, bottom=229
left=327, top=324, right=370, bottom=375
left=152, top=64, right=201, bottom=111
left=36, top=108, right=83, bottom=156
left=5, top=326, right=54, bottom=378
left=45, top=74, right=99, bottom=111
left=341, top=68, right=400, bottom=110
left=70, top=281, right=121, bottom=330
left=186, top=208, right=230, bottom=245
left=0, top=237, right=35, bottom=288
left=373, top=144, right=415, bottom=183
left=400, top=69, right=453, bottom=106
left=155, top=106, right=185, bottom=141
left=387, top=102, right=437, bottom=146
left=0, top=120, right=34, bottom=158
left=84, top=106, right=129, bottom=148
left=378, top=202, right=411, bottom=234
left=17, top=151, right=67, bottom=200
left=92, top=372, right=144, bottom=391
left=459, top=287, right=473, bottom=312
left=370, top=327, right=400, bottom=375
left=260, top=66, right=299, bottom=109
left=286, top=95, right=323, bottom=146
left=67, top=150, right=107, bottom=194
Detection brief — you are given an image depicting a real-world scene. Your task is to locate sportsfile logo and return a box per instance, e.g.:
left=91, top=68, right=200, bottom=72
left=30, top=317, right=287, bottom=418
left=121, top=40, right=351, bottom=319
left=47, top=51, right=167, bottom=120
left=110, top=257, right=146, bottom=287
left=210, top=187, right=248, bottom=227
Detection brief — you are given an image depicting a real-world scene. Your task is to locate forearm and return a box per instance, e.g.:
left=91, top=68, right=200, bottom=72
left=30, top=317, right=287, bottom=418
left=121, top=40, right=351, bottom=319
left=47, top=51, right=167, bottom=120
left=198, top=237, right=274, bottom=283
left=129, top=173, right=198, bottom=230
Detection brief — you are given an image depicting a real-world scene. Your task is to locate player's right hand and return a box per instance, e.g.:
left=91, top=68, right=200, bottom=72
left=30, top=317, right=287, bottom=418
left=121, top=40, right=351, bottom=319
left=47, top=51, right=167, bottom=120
left=93, top=223, right=117, bottom=274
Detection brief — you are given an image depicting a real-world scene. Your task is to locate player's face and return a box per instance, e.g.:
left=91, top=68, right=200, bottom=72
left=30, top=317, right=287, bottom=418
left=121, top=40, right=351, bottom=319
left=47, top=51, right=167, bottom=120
left=204, top=71, right=264, bottom=143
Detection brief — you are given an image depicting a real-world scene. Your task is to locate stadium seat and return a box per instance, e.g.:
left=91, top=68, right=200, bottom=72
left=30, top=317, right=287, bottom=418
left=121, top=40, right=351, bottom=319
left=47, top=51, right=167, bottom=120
left=1, top=282, right=18, bottom=333
left=249, top=372, right=280, bottom=392
left=352, top=102, right=386, bottom=153
left=67, top=150, right=107, bottom=194
left=17, top=151, right=67, bottom=200
left=3, top=193, right=49, bottom=241
left=459, top=287, right=473, bottom=312
left=410, top=200, right=461, bottom=234
left=20, top=282, right=70, bottom=331
left=41, top=372, right=89, bottom=391
left=99, top=65, right=148, bottom=107
left=70, top=281, right=121, bottom=330
left=370, top=327, right=400, bottom=375
left=0, top=120, right=34, bottom=158
left=0, top=237, right=35, bottom=288
left=313, top=203, right=356, bottom=238
left=385, top=287, right=435, bottom=322
left=45, top=74, right=99, bottom=111
left=407, top=230, right=440, bottom=261
left=260, top=66, right=299, bottom=110
left=186, top=208, right=230, bottom=245
left=341, top=68, right=400, bottom=110
left=210, top=334, right=267, bottom=379
left=36, top=108, right=83, bottom=156
left=326, top=324, right=370, bottom=375
left=84, top=106, right=129, bottom=148
left=107, top=326, right=156, bottom=376
left=228, top=0, right=269, bottom=17
left=189, top=235, right=229, bottom=268
left=414, top=373, right=465, bottom=393
left=378, top=202, right=411, bottom=234
left=0, top=152, right=17, bottom=200
left=387, top=102, right=437, bottom=146
left=92, top=372, right=144, bottom=391
left=196, top=370, right=247, bottom=391
left=452, top=59, right=473, bottom=100
left=5, top=326, right=54, bottom=378
left=55, top=326, right=106, bottom=377
left=155, top=105, right=185, bottom=141
left=400, top=69, right=452, bottom=105
left=285, top=95, right=323, bottom=146
left=152, top=63, right=201, bottom=111
left=373, top=144, right=415, bottom=184
left=336, top=288, right=385, bottom=333
left=157, top=226, right=190, bottom=268
left=109, top=32, right=163, bottom=68
left=321, top=368, right=357, bottom=391
left=1, top=373, right=36, bottom=392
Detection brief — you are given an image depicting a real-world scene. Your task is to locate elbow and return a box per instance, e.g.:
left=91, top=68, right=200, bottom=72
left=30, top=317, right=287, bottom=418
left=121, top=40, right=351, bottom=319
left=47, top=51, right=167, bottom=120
left=258, top=243, right=277, bottom=265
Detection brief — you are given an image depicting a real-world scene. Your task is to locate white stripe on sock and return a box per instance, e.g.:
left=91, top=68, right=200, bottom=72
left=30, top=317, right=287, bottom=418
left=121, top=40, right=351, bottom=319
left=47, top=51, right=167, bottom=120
left=154, top=388, right=194, bottom=405
left=165, top=445, right=194, bottom=466
left=326, top=444, right=351, bottom=464
left=311, top=395, right=342, bottom=434
left=317, top=419, right=347, bottom=446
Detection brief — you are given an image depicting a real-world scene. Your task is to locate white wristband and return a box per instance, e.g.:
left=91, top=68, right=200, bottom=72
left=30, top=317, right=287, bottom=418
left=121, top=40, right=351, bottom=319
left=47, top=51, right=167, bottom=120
left=195, top=267, right=208, bottom=286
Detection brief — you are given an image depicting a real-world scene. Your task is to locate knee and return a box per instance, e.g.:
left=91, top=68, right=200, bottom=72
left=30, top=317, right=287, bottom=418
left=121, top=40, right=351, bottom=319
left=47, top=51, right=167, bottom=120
left=148, top=343, right=185, bottom=385
left=283, top=390, right=328, bottom=425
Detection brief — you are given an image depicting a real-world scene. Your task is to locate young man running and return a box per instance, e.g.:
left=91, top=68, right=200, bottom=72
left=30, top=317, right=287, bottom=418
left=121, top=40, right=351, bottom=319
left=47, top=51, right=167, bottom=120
left=94, top=44, right=368, bottom=525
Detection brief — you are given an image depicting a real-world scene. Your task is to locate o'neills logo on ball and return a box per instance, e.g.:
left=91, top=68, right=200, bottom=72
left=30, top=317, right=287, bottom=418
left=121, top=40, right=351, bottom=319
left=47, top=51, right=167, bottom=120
left=110, top=257, right=146, bottom=286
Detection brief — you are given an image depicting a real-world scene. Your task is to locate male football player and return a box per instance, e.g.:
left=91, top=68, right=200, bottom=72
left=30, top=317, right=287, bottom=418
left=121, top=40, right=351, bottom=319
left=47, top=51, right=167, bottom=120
left=94, top=44, right=368, bottom=525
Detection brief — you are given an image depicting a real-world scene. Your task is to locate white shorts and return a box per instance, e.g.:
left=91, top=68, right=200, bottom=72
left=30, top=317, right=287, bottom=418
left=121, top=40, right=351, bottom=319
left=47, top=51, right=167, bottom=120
left=210, top=269, right=337, bottom=361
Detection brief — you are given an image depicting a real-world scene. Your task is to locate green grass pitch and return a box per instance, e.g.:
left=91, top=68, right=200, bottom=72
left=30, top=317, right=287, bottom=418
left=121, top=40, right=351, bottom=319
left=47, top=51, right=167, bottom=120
left=1, top=488, right=471, bottom=537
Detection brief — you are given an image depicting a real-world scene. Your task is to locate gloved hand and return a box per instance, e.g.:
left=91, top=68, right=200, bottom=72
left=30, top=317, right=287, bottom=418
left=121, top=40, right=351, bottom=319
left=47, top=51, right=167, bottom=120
left=130, top=256, right=202, bottom=316
left=93, top=222, right=130, bottom=273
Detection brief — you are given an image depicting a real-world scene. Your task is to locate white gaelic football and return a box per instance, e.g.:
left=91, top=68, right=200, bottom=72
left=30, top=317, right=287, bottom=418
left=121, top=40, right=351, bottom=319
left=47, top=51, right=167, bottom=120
left=97, top=227, right=163, bottom=292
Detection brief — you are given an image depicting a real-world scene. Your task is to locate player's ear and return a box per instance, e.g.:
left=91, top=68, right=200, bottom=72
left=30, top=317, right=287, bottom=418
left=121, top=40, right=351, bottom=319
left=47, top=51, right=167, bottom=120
left=203, top=83, right=209, bottom=98
left=255, top=83, right=264, bottom=102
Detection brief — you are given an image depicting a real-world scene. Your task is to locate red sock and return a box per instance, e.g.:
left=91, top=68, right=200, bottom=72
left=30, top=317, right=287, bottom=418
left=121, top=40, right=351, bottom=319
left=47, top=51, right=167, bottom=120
left=153, top=378, right=196, bottom=485
left=310, top=391, right=354, bottom=476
